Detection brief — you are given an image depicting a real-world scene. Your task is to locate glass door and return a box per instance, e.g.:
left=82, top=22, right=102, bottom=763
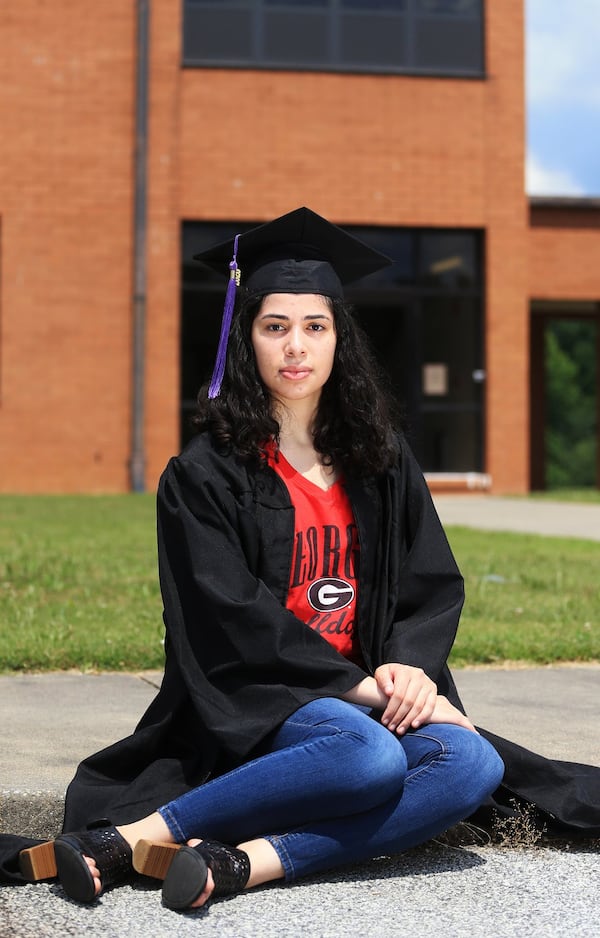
left=418, top=294, right=484, bottom=472
left=355, top=296, right=483, bottom=472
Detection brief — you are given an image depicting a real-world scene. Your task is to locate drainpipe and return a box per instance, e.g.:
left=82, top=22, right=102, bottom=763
left=130, top=0, right=150, bottom=492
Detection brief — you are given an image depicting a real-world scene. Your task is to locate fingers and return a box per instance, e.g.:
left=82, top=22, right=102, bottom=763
left=429, top=696, right=479, bottom=734
left=375, top=665, right=478, bottom=737
left=375, top=664, right=395, bottom=696
left=383, top=686, right=437, bottom=735
left=452, top=712, right=478, bottom=734
left=378, top=666, right=437, bottom=735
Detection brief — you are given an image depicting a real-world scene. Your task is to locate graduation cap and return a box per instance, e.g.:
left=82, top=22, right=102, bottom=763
left=193, top=207, right=392, bottom=397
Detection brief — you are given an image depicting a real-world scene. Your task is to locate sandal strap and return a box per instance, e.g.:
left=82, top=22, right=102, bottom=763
left=58, top=826, right=132, bottom=889
left=193, top=840, right=250, bottom=898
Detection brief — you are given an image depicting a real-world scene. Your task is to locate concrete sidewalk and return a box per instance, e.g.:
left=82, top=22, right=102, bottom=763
left=432, top=494, right=600, bottom=541
left=1, top=666, right=598, bottom=938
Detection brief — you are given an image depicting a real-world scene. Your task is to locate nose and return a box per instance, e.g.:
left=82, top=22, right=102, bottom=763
left=284, top=326, right=306, bottom=358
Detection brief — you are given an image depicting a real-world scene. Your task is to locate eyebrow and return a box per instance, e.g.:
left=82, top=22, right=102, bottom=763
left=257, top=312, right=332, bottom=321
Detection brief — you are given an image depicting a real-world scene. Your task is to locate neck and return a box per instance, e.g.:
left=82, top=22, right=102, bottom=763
left=272, top=398, right=338, bottom=489
left=273, top=397, right=317, bottom=445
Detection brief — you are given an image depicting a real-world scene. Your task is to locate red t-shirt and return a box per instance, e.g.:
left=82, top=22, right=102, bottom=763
left=267, top=446, right=362, bottom=663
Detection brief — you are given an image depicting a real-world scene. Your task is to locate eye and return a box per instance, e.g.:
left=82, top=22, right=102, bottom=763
left=265, top=322, right=285, bottom=332
left=307, top=322, right=326, bottom=332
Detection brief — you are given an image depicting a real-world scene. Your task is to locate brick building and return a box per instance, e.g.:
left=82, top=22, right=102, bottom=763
left=0, top=0, right=598, bottom=493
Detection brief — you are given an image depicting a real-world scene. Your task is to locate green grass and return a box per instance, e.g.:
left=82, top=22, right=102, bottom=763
left=0, top=496, right=598, bottom=672
left=0, top=495, right=163, bottom=672
left=447, top=527, right=599, bottom=667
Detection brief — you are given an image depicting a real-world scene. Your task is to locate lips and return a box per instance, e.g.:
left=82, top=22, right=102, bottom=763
left=279, top=367, right=311, bottom=381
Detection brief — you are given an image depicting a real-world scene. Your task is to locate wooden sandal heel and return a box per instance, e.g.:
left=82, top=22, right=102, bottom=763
left=132, top=839, right=181, bottom=880
left=18, top=841, right=57, bottom=881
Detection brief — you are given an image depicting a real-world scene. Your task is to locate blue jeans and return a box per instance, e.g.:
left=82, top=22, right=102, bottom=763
left=158, top=698, right=504, bottom=881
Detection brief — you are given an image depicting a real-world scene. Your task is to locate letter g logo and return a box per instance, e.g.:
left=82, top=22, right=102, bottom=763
left=307, top=578, right=354, bottom=613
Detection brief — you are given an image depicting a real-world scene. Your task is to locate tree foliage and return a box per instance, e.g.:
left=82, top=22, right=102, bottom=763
left=545, top=319, right=597, bottom=489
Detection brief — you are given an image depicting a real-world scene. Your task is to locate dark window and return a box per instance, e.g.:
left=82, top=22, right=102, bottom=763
left=418, top=231, right=480, bottom=289
left=182, top=0, right=485, bottom=77
left=264, top=9, right=331, bottom=63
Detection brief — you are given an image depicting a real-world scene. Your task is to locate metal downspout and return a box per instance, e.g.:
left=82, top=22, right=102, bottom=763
left=130, top=0, right=149, bottom=492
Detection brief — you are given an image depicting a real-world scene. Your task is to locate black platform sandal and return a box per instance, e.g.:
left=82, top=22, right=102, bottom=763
left=53, top=825, right=133, bottom=903
left=133, top=838, right=250, bottom=910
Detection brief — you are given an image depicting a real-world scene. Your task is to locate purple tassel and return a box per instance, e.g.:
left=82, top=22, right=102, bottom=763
left=208, top=234, right=240, bottom=398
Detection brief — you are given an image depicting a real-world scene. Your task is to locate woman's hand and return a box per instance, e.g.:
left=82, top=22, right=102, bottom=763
left=375, top=663, right=438, bottom=735
left=428, top=695, right=478, bottom=733
left=342, top=669, right=476, bottom=737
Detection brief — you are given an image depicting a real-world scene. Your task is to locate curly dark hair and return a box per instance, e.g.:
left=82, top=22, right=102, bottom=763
left=193, top=293, right=402, bottom=477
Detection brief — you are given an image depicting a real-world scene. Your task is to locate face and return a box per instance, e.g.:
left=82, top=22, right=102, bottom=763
left=251, top=293, right=337, bottom=408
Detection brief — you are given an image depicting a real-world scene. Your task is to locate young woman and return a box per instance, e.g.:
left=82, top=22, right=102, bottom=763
left=8, top=209, right=600, bottom=907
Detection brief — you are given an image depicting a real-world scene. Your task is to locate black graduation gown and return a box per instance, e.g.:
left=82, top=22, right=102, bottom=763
left=1, top=433, right=598, bottom=883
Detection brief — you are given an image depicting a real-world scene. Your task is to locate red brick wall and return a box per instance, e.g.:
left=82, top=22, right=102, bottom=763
left=0, top=1, right=135, bottom=491
left=481, top=0, right=529, bottom=493
left=0, top=0, right=533, bottom=492
left=529, top=206, right=600, bottom=299
left=144, top=0, right=183, bottom=488
left=177, top=70, right=490, bottom=227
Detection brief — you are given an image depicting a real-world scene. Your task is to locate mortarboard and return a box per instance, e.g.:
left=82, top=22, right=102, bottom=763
left=193, top=207, right=392, bottom=397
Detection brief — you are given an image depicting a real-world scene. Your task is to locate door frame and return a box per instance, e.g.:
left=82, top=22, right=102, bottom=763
left=529, top=301, right=600, bottom=490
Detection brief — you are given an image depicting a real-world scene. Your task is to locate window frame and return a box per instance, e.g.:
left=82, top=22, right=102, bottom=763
left=181, top=0, right=486, bottom=79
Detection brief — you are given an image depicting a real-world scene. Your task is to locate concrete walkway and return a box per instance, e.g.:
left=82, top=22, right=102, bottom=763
left=1, top=665, right=598, bottom=938
left=433, top=495, right=600, bottom=541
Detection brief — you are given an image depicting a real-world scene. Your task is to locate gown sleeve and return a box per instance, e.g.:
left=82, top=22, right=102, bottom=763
left=378, top=439, right=465, bottom=684
left=156, top=449, right=366, bottom=759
